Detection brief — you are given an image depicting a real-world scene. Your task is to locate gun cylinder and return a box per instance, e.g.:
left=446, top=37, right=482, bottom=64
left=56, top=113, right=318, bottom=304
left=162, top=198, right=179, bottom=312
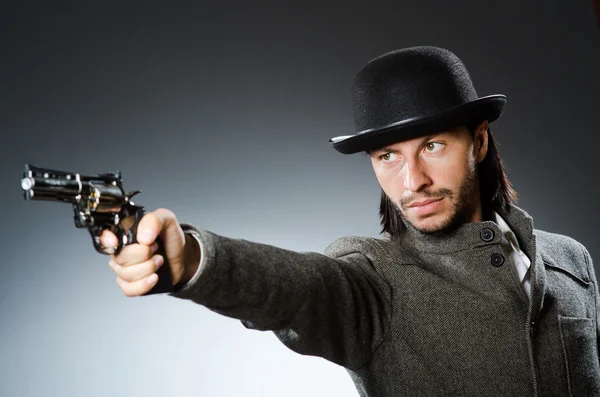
left=88, top=184, right=126, bottom=213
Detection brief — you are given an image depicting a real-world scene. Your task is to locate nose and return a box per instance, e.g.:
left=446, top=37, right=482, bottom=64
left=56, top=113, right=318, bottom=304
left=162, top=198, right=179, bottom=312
left=403, top=157, right=432, bottom=192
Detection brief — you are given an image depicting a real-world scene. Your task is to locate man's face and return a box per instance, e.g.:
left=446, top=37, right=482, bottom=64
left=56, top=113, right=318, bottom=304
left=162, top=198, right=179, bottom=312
left=369, top=123, right=488, bottom=234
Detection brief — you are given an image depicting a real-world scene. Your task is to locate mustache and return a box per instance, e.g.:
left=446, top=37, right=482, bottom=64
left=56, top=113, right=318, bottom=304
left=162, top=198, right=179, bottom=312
left=399, top=189, right=453, bottom=209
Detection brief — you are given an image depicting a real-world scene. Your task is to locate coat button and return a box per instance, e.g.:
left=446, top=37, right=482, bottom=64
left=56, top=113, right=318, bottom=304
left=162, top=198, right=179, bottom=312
left=480, top=228, right=495, bottom=242
left=491, top=253, right=505, bottom=267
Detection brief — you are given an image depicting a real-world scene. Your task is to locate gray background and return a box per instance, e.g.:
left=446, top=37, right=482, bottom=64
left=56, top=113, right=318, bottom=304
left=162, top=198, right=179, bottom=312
left=1, top=1, right=599, bottom=396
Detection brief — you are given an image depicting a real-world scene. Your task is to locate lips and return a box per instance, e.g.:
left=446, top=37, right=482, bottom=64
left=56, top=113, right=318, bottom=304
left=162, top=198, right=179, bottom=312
left=408, top=198, right=443, bottom=208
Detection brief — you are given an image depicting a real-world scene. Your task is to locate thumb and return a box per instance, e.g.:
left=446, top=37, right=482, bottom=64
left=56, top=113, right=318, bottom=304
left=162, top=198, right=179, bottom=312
left=136, top=208, right=182, bottom=245
left=135, top=211, right=162, bottom=246
left=137, top=208, right=186, bottom=268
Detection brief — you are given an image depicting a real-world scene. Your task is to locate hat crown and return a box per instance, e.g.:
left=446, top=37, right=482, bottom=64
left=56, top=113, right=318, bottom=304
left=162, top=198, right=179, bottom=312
left=353, top=46, right=479, bottom=133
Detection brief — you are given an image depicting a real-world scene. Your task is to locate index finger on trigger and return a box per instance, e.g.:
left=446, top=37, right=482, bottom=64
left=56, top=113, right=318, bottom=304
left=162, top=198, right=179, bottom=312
left=100, top=229, right=118, bottom=249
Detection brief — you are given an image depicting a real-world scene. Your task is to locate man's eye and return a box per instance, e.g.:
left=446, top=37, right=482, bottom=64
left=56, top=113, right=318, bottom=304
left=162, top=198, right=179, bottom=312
left=425, top=142, right=443, bottom=153
left=380, top=153, right=397, bottom=162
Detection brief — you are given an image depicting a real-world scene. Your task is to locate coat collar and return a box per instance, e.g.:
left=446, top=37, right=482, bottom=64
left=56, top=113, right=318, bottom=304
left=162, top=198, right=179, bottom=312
left=392, top=204, right=535, bottom=255
left=389, top=204, right=546, bottom=315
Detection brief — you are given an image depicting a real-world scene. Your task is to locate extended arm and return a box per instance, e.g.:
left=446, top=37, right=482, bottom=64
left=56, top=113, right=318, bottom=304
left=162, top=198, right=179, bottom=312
left=171, top=225, right=392, bottom=370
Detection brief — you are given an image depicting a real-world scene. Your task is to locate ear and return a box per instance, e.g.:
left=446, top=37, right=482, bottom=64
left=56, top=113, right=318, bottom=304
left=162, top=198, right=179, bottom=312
left=473, top=120, right=489, bottom=163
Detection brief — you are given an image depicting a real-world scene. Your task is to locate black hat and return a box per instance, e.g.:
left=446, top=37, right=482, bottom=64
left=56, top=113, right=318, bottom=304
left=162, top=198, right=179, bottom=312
left=330, top=46, right=506, bottom=154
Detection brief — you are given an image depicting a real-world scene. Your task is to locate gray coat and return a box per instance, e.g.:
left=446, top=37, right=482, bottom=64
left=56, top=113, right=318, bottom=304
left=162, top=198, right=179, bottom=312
left=171, top=205, right=600, bottom=396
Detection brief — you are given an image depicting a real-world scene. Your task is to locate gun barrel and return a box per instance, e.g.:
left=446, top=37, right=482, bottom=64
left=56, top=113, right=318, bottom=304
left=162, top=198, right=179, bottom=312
left=21, top=165, right=125, bottom=208
left=21, top=174, right=82, bottom=201
left=21, top=177, right=34, bottom=191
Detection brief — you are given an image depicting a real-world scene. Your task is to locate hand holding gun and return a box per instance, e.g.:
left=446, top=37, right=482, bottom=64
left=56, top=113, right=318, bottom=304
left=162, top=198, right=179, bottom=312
left=20, top=164, right=199, bottom=295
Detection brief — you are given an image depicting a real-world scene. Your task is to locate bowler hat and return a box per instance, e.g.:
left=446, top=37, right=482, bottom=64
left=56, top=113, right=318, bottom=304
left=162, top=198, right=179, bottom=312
left=330, top=46, right=506, bottom=154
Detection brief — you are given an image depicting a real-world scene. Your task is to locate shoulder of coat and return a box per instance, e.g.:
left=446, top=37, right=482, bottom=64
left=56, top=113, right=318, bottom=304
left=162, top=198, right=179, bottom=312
left=324, top=233, right=402, bottom=260
left=535, top=229, right=592, bottom=275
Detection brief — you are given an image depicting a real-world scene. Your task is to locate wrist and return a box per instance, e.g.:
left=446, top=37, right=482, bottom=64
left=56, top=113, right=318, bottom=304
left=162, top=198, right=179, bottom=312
left=180, top=233, right=201, bottom=285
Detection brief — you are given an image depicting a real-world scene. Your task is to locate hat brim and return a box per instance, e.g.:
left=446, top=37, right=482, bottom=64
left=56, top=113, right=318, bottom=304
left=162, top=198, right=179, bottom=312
left=330, top=94, right=507, bottom=154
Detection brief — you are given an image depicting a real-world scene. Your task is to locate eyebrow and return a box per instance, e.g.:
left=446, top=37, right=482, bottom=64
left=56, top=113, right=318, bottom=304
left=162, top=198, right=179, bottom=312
left=373, top=133, right=441, bottom=155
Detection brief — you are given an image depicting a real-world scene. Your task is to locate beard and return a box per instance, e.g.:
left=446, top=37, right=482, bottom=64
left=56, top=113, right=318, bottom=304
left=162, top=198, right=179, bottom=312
left=394, top=160, right=479, bottom=235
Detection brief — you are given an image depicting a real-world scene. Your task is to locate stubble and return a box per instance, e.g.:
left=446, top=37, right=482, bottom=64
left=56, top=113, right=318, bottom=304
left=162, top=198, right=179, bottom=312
left=396, top=160, right=479, bottom=235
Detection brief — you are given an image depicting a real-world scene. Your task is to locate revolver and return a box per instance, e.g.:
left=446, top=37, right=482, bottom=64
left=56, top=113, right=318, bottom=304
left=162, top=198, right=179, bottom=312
left=20, top=164, right=173, bottom=295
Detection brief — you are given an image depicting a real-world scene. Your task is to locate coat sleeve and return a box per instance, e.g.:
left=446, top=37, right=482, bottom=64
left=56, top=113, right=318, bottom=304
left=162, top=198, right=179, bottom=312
left=169, top=224, right=392, bottom=370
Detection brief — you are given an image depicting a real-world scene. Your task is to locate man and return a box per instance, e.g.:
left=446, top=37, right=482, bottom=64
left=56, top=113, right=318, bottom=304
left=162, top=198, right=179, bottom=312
left=101, top=46, right=600, bottom=396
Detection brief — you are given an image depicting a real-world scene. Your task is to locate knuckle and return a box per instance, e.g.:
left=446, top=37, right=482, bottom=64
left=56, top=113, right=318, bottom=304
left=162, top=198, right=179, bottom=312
left=116, top=272, right=154, bottom=297
left=121, top=260, right=155, bottom=282
left=137, top=215, right=160, bottom=243
left=117, top=277, right=131, bottom=296
left=155, top=208, right=178, bottom=224
left=142, top=212, right=159, bottom=227
left=137, top=277, right=153, bottom=295
left=114, top=244, right=151, bottom=267
left=109, top=260, right=121, bottom=276
left=151, top=255, right=163, bottom=271
left=121, top=282, right=138, bottom=297
left=155, top=207, right=173, bottom=217
left=117, top=277, right=140, bottom=297
left=112, top=245, right=132, bottom=263
left=118, top=269, right=135, bottom=282
left=145, top=274, right=158, bottom=289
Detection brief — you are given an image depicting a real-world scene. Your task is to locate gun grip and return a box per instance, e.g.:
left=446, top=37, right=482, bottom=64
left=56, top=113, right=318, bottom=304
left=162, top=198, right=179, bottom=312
left=95, top=207, right=175, bottom=295
left=144, top=237, right=173, bottom=295
left=125, top=209, right=173, bottom=295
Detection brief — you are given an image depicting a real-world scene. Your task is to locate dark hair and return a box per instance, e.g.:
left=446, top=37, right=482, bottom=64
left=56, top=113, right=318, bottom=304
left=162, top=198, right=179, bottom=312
left=376, top=124, right=518, bottom=236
